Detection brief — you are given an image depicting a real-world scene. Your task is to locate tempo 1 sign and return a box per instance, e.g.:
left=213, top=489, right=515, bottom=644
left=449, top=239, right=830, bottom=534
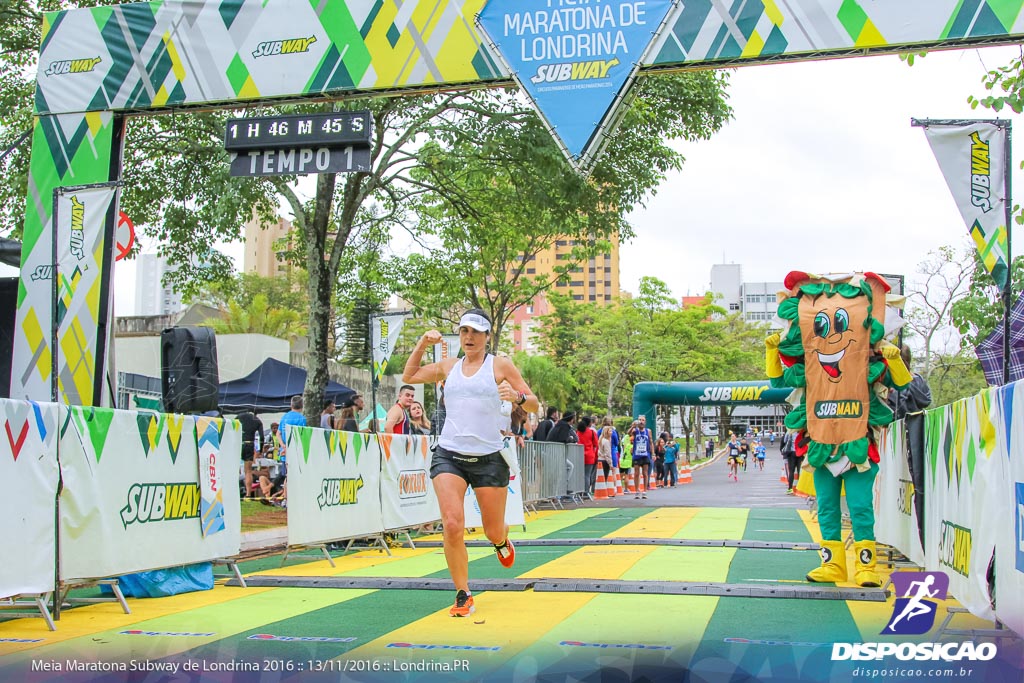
left=229, top=146, right=372, bottom=177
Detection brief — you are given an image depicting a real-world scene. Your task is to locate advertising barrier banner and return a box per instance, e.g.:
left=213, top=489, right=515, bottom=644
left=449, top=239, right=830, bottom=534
left=923, top=391, right=1006, bottom=619
left=995, top=380, right=1024, bottom=635
left=286, top=427, right=383, bottom=547
left=379, top=433, right=440, bottom=530
left=0, top=399, right=59, bottom=598
left=59, top=407, right=241, bottom=580
left=464, top=439, right=525, bottom=528
left=875, top=422, right=925, bottom=565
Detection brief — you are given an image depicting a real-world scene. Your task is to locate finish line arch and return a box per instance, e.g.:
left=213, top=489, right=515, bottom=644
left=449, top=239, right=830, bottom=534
left=631, top=381, right=792, bottom=432
left=15, top=0, right=1024, bottom=403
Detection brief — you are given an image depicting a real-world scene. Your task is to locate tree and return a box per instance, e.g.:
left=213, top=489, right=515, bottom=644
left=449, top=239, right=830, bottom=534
left=512, top=352, right=573, bottom=412
left=537, top=280, right=765, bottom=424
left=950, top=252, right=1024, bottom=352
left=209, top=294, right=304, bottom=339
left=396, top=72, right=732, bottom=350
left=926, top=349, right=988, bottom=407
left=904, top=244, right=974, bottom=380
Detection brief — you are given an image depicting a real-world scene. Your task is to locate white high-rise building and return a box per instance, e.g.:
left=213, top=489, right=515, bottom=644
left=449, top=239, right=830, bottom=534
left=134, top=253, right=184, bottom=317
left=709, top=263, right=783, bottom=326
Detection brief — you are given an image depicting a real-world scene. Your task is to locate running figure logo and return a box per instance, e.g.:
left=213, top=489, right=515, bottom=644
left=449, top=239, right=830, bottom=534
left=883, top=572, right=949, bottom=635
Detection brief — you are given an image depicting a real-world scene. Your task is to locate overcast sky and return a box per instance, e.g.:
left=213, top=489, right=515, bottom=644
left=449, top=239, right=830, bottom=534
left=622, top=44, right=1024, bottom=299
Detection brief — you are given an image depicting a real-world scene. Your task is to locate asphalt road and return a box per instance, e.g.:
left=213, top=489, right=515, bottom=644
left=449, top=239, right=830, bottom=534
left=586, top=448, right=808, bottom=509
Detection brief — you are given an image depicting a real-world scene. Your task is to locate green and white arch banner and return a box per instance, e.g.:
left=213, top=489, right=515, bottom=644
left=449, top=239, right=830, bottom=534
left=17, top=0, right=1024, bottom=403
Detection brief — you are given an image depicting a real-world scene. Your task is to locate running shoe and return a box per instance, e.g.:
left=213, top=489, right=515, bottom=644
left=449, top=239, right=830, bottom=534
left=642, top=493, right=648, bottom=499
left=494, top=538, right=516, bottom=568
left=449, top=590, right=475, bottom=617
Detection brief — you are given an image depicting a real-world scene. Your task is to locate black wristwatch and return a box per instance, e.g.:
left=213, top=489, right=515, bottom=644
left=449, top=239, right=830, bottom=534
left=516, top=392, right=527, bottom=406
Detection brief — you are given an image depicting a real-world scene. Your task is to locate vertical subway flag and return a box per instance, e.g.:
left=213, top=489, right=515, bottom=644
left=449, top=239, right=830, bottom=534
left=921, top=121, right=1009, bottom=288
left=53, top=184, right=118, bottom=406
left=371, top=313, right=409, bottom=382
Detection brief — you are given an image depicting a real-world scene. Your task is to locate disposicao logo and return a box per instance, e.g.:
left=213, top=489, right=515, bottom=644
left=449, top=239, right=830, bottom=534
left=252, top=35, right=317, bottom=58
left=248, top=634, right=356, bottom=643
left=45, top=56, right=101, bottom=76
left=883, top=572, right=949, bottom=635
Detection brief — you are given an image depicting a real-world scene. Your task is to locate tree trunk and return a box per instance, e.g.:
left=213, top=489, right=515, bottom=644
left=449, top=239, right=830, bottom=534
left=302, top=172, right=337, bottom=425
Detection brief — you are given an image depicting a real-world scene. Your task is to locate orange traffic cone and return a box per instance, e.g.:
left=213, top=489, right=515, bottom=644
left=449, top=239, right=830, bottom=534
left=616, top=474, right=624, bottom=496
left=605, top=470, right=616, bottom=497
left=780, top=464, right=789, bottom=485
left=594, top=471, right=608, bottom=499
left=678, top=465, right=692, bottom=484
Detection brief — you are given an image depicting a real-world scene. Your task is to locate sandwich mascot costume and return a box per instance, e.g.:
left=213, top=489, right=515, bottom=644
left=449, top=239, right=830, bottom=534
left=765, top=272, right=912, bottom=587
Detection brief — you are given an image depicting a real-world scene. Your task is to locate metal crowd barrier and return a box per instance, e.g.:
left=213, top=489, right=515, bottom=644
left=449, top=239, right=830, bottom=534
left=518, top=441, right=585, bottom=509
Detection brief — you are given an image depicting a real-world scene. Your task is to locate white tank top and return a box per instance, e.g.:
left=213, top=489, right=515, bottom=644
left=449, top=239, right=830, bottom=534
left=438, top=355, right=505, bottom=455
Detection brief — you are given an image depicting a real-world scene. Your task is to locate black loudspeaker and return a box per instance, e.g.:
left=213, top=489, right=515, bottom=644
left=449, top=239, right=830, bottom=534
left=160, top=326, right=219, bottom=414
left=0, top=278, right=17, bottom=399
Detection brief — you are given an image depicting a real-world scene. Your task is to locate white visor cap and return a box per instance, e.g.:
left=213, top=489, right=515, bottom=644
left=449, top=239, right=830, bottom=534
left=459, top=313, right=491, bottom=332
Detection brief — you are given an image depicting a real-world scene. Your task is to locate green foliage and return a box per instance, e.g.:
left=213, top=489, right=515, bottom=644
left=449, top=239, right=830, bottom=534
left=209, top=294, right=304, bottom=339
left=395, top=73, right=731, bottom=351
left=512, top=352, right=573, bottom=410
left=926, top=350, right=988, bottom=407
left=949, top=253, right=1024, bottom=351
left=537, top=280, right=764, bottom=417
left=967, top=55, right=1024, bottom=114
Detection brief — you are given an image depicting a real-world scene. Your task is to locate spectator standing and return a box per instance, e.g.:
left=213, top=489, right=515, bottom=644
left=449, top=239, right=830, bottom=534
left=278, top=395, right=306, bottom=452
left=653, top=432, right=667, bottom=486
left=664, top=437, right=679, bottom=487
left=618, top=429, right=633, bottom=493
left=576, top=416, right=599, bottom=496
left=334, top=404, right=357, bottom=432
left=319, top=399, right=336, bottom=429
left=888, top=345, right=932, bottom=545
left=385, top=385, right=415, bottom=434
left=546, top=410, right=578, bottom=444
left=781, top=428, right=802, bottom=494
left=237, top=411, right=264, bottom=499
left=534, top=407, right=558, bottom=441
left=409, top=401, right=432, bottom=435
left=597, top=426, right=614, bottom=490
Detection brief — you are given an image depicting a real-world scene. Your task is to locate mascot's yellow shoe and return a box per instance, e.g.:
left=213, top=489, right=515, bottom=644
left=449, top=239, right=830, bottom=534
left=854, top=540, right=882, bottom=588
left=807, top=540, right=848, bottom=583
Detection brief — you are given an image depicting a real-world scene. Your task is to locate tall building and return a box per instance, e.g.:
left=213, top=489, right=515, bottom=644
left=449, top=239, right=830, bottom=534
left=243, top=214, right=293, bottom=278
left=509, top=234, right=621, bottom=354
left=532, top=234, right=621, bottom=303
left=709, top=263, right=782, bottom=326
left=134, top=253, right=184, bottom=317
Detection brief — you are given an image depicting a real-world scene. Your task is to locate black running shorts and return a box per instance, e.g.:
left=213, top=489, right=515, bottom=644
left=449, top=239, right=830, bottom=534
left=430, top=445, right=510, bottom=489
left=241, top=443, right=255, bottom=462
left=632, top=455, right=651, bottom=467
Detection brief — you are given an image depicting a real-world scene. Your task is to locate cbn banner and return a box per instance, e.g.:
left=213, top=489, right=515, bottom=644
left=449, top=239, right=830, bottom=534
left=995, top=380, right=1024, bottom=636
left=0, top=399, right=59, bottom=598
left=379, top=433, right=440, bottom=530
left=920, top=121, right=1009, bottom=288
left=371, top=312, right=409, bottom=382
left=923, top=391, right=1006, bottom=619
left=286, top=427, right=383, bottom=547
left=464, top=439, right=525, bottom=528
left=59, top=407, right=241, bottom=580
left=874, top=422, right=925, bottom=566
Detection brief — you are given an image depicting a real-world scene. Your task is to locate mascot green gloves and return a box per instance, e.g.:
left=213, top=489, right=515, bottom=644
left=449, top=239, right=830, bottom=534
left=766, top=272, right=911, bottom=587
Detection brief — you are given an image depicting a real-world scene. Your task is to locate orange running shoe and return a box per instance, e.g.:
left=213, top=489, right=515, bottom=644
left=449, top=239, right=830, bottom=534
left=449, top=590, right=475, bottom=617
left=494, top=538, right=516, bottom=568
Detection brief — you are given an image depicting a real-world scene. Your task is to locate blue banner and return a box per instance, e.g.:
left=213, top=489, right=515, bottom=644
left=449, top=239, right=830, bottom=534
left=477, top=0, right=676, bottom=172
